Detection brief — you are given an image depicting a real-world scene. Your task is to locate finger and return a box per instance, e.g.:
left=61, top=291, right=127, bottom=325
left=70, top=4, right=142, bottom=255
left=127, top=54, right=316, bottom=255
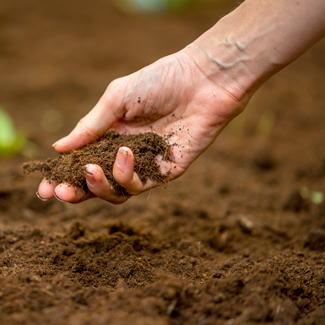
left=85, top=164, right=130, bottom=205
left=37, top=178, right=58, bottom=200
left=113, top=147, right=157, bottom=195
left=53, top=183, right=95, bottom=203
left=53, top=81, right=126, bottom=153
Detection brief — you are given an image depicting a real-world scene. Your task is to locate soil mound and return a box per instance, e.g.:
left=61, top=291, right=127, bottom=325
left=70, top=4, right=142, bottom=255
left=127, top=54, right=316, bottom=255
left=21, top=131, right=171, bottom=195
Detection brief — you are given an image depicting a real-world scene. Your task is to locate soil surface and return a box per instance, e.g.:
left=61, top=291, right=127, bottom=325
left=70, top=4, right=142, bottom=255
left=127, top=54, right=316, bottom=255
left=1, top=1, right=325, bottom=324
left=21, top=131, right=171, bottom=195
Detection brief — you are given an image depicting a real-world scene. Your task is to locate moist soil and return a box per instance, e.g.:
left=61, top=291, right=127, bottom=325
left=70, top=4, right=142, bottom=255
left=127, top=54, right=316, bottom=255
left=1, top=1, right=325, bottom=324
left=21, top=131, right=171, bottom=195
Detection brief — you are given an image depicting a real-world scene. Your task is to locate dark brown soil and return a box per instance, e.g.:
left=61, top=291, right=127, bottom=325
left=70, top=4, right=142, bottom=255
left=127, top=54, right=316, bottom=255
left=1, top=0, right=325, bottom=324
left=21, top=131, right=171, bottom=194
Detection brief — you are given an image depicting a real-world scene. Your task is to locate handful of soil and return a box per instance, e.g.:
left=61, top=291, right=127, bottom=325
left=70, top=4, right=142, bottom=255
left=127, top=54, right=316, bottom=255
left=21, top=131, right=171, bottom=196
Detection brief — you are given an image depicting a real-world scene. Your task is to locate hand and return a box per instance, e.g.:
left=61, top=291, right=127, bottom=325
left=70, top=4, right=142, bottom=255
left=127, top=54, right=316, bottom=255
left=37, top=44, right=249, bottom=204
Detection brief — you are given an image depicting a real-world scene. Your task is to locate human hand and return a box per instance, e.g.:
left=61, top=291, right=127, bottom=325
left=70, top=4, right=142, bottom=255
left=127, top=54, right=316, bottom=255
left=37, top=43, right=249, bottom=204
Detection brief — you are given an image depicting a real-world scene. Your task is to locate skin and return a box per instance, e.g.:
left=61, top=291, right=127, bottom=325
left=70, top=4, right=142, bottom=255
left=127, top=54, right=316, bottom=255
left=38, top=0, right=325, bottom=204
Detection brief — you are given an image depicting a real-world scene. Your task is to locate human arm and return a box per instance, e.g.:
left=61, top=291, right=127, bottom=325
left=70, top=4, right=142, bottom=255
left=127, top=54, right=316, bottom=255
left=191, top=0, right=325, bottom=98
left=38, top=0, right=325, bottom=204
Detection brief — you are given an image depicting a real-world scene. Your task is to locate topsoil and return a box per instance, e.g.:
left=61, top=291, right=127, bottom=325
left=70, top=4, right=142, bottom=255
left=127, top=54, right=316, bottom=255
left=1, top=0, right=325, bottom=324
left=21, top=131, right=171, bottom=195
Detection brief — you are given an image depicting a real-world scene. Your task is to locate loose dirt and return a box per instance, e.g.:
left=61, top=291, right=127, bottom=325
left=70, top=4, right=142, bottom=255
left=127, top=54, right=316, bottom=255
left=21, top=131, right=171, bottom=195
left=0, top=0, right=325, bottom=324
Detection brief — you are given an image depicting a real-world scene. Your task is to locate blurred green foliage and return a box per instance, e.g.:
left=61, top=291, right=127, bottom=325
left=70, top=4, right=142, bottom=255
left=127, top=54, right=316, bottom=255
left=311, top=191, right=324, bottom=205
left=0, top=108, right=27, bottom=157
left=112, top=0, right=226, bottom=14
left=300, top=186, right=324, bottom=205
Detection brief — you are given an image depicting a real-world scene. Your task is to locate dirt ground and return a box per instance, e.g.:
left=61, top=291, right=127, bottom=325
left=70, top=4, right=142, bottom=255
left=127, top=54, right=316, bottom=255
left=1, top=0, right=325, bottom=324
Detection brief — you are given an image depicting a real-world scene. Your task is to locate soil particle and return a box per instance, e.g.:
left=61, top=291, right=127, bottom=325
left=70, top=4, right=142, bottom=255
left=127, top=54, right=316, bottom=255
left=21, top=131, right=171, bottom=195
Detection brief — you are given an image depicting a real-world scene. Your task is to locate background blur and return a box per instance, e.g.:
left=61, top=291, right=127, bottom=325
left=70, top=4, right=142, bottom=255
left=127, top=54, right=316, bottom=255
left=0, top=0, right=235, bottom=157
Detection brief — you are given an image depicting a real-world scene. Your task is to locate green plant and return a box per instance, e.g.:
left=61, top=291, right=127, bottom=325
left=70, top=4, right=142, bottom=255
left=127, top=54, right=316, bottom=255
left=300, top=186, right=324, bottom=205
left=112, top=0, right=194, bottom=14
left=311, top=191, right=324, bottom=205
left=0, top=107, right=27, bottom=157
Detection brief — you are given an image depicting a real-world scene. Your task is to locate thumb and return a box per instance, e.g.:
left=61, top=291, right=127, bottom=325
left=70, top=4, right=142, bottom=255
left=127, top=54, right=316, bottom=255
left=53, top=81, right=126, bottom=153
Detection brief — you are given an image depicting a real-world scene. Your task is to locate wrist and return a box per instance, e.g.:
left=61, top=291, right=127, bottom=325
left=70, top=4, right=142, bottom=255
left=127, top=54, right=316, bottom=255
left=184, top=0, right=325, bottom=105
left=182, top=36, right=255, bottom=106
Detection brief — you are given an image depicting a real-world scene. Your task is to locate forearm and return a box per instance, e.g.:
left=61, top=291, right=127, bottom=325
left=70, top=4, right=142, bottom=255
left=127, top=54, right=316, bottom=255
left=186, top=0, right=325, bottom=102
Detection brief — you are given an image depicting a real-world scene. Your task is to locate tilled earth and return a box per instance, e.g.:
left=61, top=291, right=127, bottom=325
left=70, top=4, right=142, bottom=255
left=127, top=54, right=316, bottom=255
left=0, top=0, right=325, bottom=324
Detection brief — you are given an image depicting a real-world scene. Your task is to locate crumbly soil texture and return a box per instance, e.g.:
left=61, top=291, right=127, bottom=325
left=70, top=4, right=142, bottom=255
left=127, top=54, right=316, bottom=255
left=21, top=131, right=171, bottom=195
left=1, top=1, right=325, bottom=325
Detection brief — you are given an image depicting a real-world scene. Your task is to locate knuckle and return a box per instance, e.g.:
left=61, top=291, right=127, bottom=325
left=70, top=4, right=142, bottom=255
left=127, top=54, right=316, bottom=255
left=105, top=77, right=124, bottom=94
left=76, top=117, right=101, bottom=140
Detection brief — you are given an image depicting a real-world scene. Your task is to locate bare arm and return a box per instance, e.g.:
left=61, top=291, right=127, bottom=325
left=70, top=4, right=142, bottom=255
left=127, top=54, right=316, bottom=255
left=187, top=0, right=325, bottom=101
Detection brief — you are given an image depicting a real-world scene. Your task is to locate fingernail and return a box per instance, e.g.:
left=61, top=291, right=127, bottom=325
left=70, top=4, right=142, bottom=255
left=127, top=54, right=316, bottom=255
left=36, top=191, right=48, bottom=201
left=117, top=148, right=128, bottom=167
left=52, top=136, right=66, bottom=147
left=86, top=173, right=95, bottom=186
left=53, top=191, right=65, bottom=203
left=85, top=166, right=96, bottom=186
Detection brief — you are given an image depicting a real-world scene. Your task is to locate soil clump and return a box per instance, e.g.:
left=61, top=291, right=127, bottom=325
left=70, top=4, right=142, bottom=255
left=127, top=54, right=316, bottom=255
left=21, top=131, right=171, bottom=195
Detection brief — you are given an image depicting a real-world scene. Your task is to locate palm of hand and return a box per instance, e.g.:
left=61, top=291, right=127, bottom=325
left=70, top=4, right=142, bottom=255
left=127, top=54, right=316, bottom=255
left=38, top=49, right=246, bottom=203
left=110, top=51, right=245, bottom=180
